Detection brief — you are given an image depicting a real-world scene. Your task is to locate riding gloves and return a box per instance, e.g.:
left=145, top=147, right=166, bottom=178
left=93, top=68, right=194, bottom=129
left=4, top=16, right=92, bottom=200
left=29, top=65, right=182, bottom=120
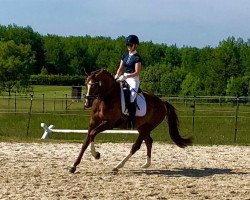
left=114, top=74, right=119, bottom=79
left=116, top=74, right=127, bottom=82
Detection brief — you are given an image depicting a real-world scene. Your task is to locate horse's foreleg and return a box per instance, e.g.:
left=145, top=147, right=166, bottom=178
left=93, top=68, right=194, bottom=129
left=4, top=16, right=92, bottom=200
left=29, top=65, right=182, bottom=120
left=113, top=134, right=144, bottom=171
left=69, top=120, right=109, bottom=173
left=89, top=120, right=109, bottom=159
left=69, top=135, right=91, bottom=173
left=90, top=141, right=100, bottom=159
left=141, top=134, right=152, bottom=168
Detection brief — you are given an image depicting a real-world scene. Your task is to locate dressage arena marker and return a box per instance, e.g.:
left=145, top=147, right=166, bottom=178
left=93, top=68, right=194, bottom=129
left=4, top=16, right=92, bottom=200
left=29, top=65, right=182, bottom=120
left=40, top=123, right=139, bottom=139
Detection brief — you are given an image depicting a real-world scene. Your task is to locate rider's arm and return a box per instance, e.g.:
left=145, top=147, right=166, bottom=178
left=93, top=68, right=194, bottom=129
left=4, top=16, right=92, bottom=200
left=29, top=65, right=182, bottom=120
left=115, top=60, right=125, bottom=78
left=126, top=62, right=141, bottom=78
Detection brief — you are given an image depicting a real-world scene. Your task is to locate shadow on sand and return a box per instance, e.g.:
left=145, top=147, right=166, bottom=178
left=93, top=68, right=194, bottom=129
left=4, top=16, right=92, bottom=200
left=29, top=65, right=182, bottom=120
left=130, top=168, right=247, bottom=178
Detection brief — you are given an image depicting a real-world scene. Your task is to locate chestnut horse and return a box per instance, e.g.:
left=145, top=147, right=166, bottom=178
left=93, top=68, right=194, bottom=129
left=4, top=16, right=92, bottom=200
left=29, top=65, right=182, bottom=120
left=69, top=69, right=192, bottom=173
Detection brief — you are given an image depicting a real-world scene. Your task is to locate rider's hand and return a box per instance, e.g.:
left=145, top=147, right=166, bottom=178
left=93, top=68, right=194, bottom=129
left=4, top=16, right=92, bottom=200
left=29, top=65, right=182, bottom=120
left=114, top=74, right=119, bottom=79
left=117, top=74, right=127, bottom=82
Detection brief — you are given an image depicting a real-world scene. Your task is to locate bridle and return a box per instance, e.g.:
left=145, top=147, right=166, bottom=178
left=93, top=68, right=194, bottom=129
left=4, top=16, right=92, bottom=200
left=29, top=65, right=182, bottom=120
left=85, top=81, right=101, bottom=100
left=85, top=78, right=117, bottom=102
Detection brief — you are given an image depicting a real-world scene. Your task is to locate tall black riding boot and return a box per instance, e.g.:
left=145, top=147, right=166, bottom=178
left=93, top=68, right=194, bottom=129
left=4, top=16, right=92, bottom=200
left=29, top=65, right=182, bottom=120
left=128, top=102, right=136, bottom=129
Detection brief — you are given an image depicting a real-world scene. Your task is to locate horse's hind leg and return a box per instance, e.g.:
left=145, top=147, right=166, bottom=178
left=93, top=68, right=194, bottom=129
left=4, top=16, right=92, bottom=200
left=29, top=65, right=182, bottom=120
left=141, top=134, right=152, bottom=168
left=113, top=134, right=144, bottom=171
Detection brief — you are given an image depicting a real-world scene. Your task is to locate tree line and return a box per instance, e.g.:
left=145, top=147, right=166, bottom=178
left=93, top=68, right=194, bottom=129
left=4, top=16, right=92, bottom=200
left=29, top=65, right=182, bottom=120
left=0, top=24, right=250, bottom=96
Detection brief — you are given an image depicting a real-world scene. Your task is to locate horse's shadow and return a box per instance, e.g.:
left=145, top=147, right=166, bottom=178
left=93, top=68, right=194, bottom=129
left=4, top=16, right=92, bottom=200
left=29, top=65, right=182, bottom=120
left=130, top=168, right=247, bottom=178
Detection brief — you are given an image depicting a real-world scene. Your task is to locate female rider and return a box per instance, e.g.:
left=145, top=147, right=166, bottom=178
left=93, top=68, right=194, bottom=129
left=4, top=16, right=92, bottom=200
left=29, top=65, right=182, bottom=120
left=115, top=35, right=142, bottom=129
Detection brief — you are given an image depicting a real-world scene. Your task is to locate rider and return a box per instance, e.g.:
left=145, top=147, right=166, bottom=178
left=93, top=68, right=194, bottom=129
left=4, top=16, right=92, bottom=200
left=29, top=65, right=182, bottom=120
left=115, top=35, right=142, bottom=129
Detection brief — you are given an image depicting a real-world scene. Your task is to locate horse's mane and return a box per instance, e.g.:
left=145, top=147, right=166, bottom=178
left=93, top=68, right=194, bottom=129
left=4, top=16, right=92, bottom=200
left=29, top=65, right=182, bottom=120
left=93, top=69, right=115, bottom=81
left=103, top=69, right=115, bottom=81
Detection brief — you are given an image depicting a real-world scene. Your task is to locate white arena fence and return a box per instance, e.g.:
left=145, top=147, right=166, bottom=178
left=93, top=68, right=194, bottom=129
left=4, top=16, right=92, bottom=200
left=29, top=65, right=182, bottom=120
left=41, top=123, right=139, bottom=139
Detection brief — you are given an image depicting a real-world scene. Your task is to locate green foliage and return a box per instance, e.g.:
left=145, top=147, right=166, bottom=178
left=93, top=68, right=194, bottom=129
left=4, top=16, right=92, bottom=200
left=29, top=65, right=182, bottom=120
left=181, top=47, right=200, bottom=70
left=181, top=73, right=204, bottom=96
left=30, top=74, right=85, bottom=86
left=140, top=65, right=166, bottom=94
left=160, top=68, right=187, bottom=95
left=40, top=66, right=48, bottom=75
left=226, top=76, right=250, bottom=96
left=207, top=37, right=243, bottom=95
left=0, top=24, right=44, bottom=74
left=1, top=24, right=250, bottom=96
left=165, top=44, right=181, bottom=67
left=0, top=40, right=35, bottom=93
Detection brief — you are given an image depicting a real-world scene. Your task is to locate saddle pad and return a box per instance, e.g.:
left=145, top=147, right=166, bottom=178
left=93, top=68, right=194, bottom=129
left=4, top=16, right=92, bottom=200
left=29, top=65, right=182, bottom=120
left=120, top=84, right=146, bottom=117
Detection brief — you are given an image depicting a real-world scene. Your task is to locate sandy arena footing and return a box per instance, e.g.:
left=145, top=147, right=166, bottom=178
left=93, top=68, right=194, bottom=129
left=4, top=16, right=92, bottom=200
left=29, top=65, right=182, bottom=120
left=0, top=142, right=249, bottom=200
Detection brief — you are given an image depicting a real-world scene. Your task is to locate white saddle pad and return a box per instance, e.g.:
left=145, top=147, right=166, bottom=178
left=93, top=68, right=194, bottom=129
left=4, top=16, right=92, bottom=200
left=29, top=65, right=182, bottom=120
left=120, top=84, right=146, bottom=117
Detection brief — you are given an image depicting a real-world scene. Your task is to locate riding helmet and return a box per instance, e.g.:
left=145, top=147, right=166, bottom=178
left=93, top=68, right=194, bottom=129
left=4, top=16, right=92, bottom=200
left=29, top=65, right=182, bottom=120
left=126, top=35, right=139, bottom=45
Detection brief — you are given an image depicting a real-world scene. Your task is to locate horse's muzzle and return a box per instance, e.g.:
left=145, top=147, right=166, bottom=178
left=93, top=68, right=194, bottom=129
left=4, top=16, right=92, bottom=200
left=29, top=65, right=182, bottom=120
left=84, top=99, right=92, bottom=108
left=84, top=95, right=96, bottom=108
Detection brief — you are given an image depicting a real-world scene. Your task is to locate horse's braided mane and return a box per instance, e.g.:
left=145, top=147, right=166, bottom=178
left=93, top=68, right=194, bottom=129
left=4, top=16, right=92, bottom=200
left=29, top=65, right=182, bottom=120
left=94, top=69, right=115, bottom=81
left=103, top=69, right=115, bottom=80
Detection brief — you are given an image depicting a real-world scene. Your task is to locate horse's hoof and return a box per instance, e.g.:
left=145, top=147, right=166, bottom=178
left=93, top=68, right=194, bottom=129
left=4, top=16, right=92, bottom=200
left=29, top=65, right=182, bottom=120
left=112, top=168, right=118, bottom=172
left=69, top=166, right=76, bottom=173
left=141, top=164, right=150, bottom=168
left=95, top=152, right=101, bottom=159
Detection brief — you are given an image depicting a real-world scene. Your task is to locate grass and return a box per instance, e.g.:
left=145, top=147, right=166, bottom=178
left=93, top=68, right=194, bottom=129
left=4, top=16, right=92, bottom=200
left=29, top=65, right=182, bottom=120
left=0, top=85, right=249, bottom=145
left=32, top=85, right=73, bottom=97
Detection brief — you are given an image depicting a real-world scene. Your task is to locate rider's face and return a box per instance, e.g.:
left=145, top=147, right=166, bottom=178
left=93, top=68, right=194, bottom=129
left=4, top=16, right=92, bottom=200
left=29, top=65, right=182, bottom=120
left=127, top=44, right=136, bottom=52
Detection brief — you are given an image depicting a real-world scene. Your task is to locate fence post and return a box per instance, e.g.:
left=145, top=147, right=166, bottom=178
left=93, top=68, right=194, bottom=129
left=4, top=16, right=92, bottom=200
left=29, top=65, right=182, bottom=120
left=14, top=91, right=17, bottom=114
left=42, top=94, right=45, bottom=113
left=65, top=94, right=68, bottom=111
left=8, top=90, right=10, bottom=111
left=26, top=94, right=33, bottom=136
left=191, top=96, right=196, bottom=135
left=234, top=97, right=239, bottom=143
left=184, top=96, right=187, bottom=106
left=54, top=92, right=56, bottom=112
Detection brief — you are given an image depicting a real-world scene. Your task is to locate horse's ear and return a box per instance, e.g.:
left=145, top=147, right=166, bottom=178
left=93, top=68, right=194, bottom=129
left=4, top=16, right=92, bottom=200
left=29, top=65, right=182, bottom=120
left=84, top=68, right=91, bottom=76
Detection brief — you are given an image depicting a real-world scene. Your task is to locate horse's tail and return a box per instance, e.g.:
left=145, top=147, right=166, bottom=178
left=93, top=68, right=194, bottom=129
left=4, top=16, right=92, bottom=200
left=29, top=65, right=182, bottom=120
left=164, top=101, right=192, bottom=148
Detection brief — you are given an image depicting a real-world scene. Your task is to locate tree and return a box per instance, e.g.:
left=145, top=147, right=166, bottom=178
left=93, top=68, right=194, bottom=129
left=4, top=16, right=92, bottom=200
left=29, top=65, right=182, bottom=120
left=96, top=49, right=110, bottom=69
left=239, top=41, right=250, bottom=76
left=181, top=47, right=200, bottom=71
left=165, top=45, right=181, bottom=68
left=226, top=76, right=250, bottom=97
left=160, top=68, right=187, bottom=95
left=44, top=35, right=67, bottom=74
left=1, top=24, right=44, bottom=74
left=140, top=65, right=167, bottom=94
left=0, top=41, right=35, bottom=94
left=63, top=36, right=88, bottom=75
left=181, top=73, right=205, bottom=96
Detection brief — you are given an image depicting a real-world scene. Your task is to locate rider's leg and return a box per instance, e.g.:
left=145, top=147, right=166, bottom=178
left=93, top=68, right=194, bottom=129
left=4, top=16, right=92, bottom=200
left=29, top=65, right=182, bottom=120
left=125, top=75, right=140, bottom=129
left=128, top=101, right=136, bottom=129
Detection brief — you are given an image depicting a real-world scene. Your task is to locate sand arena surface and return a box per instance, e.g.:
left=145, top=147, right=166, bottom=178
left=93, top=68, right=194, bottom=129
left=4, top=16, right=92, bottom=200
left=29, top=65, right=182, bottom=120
left=0, top=142, right=249, bottom=200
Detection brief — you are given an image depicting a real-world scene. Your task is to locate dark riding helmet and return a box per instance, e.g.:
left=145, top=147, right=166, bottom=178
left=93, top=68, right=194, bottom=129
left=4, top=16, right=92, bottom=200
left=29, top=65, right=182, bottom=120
left=126, top=35, right=139, bottom=45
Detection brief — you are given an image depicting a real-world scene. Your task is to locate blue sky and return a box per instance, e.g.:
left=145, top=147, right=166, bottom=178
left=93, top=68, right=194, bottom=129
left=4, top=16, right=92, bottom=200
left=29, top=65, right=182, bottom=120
left=0, top=0, right=249, bottom=47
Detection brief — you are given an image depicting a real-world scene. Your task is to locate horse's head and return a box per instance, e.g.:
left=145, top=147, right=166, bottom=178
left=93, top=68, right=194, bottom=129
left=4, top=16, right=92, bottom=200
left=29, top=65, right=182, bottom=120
left=84, top=69, right=116, bottom=108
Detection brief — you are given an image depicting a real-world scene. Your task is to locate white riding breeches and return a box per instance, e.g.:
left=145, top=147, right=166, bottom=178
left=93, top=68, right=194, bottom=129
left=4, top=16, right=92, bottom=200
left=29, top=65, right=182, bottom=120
left=124, top=73, right=140, bottom=102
